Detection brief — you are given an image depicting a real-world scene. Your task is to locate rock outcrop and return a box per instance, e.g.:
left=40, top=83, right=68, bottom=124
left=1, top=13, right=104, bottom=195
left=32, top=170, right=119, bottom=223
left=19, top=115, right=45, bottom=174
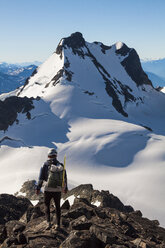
left=120, top=48, right=152, bottom=87
left=0, top=96, right=35, bottom=131
left=0, top=184, right=165, bottom=247
left=15, top=180, right=41, bottom=201
left=0, top=194, right=31, bottom=225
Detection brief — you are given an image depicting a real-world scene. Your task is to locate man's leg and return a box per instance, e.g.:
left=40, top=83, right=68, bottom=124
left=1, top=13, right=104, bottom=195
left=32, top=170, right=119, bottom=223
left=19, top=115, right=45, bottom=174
left=53, top=192, right=61, bottom=226
left=44, top=191, right=52, bottom=223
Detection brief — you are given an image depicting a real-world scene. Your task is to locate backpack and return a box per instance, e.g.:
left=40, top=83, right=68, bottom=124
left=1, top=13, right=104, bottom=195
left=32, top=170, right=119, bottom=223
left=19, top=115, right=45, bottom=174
left=47, top=163, right=64, bottom=188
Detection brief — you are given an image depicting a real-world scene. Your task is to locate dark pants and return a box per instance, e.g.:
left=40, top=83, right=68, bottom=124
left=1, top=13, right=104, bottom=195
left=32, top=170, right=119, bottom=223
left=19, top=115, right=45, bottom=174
left=44, top=191, right=61, bottom=225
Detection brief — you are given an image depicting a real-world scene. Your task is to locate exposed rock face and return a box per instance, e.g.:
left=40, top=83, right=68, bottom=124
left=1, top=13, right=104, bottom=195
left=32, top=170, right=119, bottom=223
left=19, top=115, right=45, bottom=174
left=0, top=194, right=32, bottom=225
left=56, top=32, right=86, bottom=59
left=62, top=32, right=85, bottom=51
left=0, top=96, right=35, bottom=131
left=120, top=49, right=153, bottom=87
left=100, top=43, right=112, bottom=54
left=0, top=184, right=165, bottom=247
left=115, top=43, right=130, bottom=56
left=84, top=45, right=129, bottom=117
left=115, top=43, right=152, bottom=87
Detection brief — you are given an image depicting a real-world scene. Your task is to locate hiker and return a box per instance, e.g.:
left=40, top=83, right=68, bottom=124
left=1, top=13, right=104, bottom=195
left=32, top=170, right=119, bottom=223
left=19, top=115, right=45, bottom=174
left=36, top=148, right=68, bottom=230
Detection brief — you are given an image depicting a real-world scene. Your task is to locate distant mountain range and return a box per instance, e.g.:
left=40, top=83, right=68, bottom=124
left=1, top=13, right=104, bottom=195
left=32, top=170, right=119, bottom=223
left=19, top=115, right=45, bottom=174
left=15, top=61, right=42, bottom=67
left=0, top=63, right=37, bottom=94
left=145, top=71, right=165, bottom=88
left=141, top=58, right=165, bottom=78
left=141, top=58, right=165, bottom=87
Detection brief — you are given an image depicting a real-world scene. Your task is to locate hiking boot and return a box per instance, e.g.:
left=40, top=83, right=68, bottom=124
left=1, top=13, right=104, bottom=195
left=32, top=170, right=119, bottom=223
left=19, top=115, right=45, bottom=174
left=45, top=221, right=52, bottom=230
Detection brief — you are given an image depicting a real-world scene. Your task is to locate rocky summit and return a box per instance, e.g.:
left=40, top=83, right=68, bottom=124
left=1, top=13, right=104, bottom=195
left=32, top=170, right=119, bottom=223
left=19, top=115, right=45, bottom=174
left=0, top=183, right=165, bottom=248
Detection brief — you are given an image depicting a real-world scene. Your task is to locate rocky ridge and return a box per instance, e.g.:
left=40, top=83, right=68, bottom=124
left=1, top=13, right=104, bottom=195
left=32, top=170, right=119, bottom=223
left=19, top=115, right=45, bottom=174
left=0, top=96, right=40, bottom=131
left=0, top=183, right=165, bottom=248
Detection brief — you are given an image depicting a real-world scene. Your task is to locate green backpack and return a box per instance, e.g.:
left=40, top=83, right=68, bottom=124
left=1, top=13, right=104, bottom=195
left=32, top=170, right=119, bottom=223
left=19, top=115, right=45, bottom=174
left=47, top=164, right=64, bottom=188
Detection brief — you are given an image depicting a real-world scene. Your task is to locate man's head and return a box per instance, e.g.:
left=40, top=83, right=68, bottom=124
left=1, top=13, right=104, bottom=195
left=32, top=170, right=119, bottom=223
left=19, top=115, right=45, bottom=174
left=48, top=148, right=57, bottom=159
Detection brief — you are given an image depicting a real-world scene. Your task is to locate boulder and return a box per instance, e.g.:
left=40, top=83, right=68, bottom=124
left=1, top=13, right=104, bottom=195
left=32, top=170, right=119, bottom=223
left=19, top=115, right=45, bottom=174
left=91, top=189, right=134, bottom=212
left=61, top=199, right=70, bottom=210
left=70, top=215, right=92, bottom=231
left=60, top=230, right=104, bottom=248
left=63, top=184, right=93, bottom=202
left=90, top=224, right=119, bottom=244
left=5, top=220, right=25, bottom=237
left=0, top=194, right=32, bottom=224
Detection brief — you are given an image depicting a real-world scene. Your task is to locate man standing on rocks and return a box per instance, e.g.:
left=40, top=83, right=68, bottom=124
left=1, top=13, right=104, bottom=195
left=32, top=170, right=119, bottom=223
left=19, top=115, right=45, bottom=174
left=36, top=148, right=68, bottom=230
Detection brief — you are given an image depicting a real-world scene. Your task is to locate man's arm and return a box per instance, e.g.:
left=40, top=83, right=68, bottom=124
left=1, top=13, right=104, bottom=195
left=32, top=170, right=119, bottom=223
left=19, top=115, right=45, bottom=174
left=36, top=163, right=48, bottom=192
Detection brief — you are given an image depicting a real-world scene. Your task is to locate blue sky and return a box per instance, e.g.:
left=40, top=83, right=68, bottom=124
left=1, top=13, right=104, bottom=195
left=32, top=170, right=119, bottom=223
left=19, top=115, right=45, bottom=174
left=0, top=0, right=165, bottom=63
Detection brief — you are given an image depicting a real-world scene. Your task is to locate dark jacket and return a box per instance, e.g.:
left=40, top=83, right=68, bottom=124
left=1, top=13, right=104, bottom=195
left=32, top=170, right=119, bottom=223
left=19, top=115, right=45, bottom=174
left=37, top=158, right=68, bottom=191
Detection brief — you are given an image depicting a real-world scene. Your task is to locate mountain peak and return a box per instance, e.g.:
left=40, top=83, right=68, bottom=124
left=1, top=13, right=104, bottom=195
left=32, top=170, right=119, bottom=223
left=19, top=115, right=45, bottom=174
left=115, top=42, right=130, bottom=56
left=115, top=41, right=124, bottom=50
left=56, top=32, right=85, bottom=55
left=63, top=32, right=85, bottom=49
left=19, top=32, right=154, bottom=118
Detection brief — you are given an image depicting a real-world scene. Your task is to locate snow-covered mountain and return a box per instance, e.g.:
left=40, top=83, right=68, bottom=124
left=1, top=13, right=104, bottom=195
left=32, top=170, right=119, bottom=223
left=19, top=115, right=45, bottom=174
left=15, top=61, right=42, bottom=67
left=0, top=32, right=165, bottom=227
left=0, top=63, right=37, bottom=94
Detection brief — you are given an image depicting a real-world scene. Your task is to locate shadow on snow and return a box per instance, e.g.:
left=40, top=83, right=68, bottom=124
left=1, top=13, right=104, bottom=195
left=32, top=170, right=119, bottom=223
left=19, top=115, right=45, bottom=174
left=94, top=130, right=150, bottom=168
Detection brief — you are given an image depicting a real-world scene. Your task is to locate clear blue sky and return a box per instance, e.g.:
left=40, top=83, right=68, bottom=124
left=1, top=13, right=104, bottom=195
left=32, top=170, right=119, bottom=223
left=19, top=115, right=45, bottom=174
left=0, top=0, right=165, bottom=63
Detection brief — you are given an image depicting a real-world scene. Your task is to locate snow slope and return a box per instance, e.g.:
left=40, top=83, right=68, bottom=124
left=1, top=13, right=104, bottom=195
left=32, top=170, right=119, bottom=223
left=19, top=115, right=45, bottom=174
left=0, top=32, right=165, bottom=227
left=161, top=87, right=165, bottom=93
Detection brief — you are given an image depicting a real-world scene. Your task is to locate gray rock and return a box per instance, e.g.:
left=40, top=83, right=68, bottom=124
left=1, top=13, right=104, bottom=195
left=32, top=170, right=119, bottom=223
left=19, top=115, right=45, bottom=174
left=70, top=215, right=92, bottom=231
left=0, top=224, right=7, bottom=244
left=16, top=180, right=41, bottom=201
left=60, top=230, right=104, bottom=248
left=0, top=96, right=34, bottom=131
left=0, top=194, right=32, bottom=224
left=1, top=184, right=165, bottom=248
left=90, top=224, right=118, bottom=244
